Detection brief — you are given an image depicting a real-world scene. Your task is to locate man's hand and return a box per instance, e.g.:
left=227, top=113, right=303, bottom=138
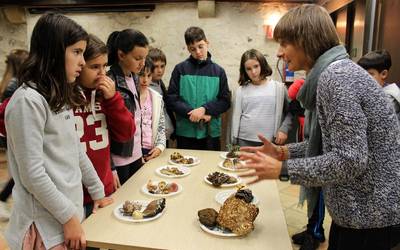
left=240, top=134, right=281, bottom=159
left=238, top=151, right=282, bottom=184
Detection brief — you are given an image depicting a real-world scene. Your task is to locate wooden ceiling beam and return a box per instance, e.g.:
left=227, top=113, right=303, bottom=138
left=315, top=0, right=354, bottom=13
left=0, top=0, right=314, bottom=7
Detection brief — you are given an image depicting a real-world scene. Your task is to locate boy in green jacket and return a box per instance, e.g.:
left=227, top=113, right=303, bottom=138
left=166, top=26, right=231, bottom=150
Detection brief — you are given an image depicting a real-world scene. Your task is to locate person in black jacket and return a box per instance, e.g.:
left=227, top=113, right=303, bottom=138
left=106, top=29, right=149, bottom=185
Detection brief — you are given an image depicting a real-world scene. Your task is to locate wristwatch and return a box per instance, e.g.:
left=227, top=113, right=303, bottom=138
left=279, top=161, right=290, bottom=182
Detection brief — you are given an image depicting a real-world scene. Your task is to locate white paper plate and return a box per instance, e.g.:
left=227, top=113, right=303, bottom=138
left=168, top=155, right=200, bottom=167
left=155, top=165, right=190, bottom=178
left=113, top=200, right=165, bottom=223
left=141, top=181, right=183, bottom=197
left=215, top=190, right=259, bottom=205
left=218, top=160, right=248, bottom=172
left=199, top=224, right=238, bottom=237
left=204, top=173, right=241, bottom=188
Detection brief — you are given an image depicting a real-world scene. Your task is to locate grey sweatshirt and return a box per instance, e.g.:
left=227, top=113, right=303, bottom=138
left=4, top=85, right=104, bottom=249
left=287, top=59, right=400, bottom=229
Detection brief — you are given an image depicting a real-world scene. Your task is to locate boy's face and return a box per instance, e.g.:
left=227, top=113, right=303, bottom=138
left=187, top=40, right=208, bottom=61
left=152, top=60, right=166, bottom=81
left=367, top=68, right=388, bottom=87
left=79, top=54, right=108, bottom=89
left=139, top=68, right=153, bottom=88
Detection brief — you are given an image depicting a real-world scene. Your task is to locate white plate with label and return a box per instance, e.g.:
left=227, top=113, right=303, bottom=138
left=215, top=190, right=259, bottom=205
left=168, top=155, right=200, bottom=167
left=113, top=200, right=165, bottom=223
left=155, top=165, right=190, bottom=178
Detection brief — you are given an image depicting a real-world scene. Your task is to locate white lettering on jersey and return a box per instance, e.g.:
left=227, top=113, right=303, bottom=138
left=75, top=113, right=109, bottom=151
left=74, top=102, right=102, bottom=114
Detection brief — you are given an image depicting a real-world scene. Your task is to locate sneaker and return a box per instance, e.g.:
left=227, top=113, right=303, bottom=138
left=292, top=230, right=326, bottom=245
left=299, top=233, right=320, bottom=250
left=0, top=201, right=10, bottom=221
left=313, top=231, right=326, bottom=243
left=292, top=230, right=308, bottom=245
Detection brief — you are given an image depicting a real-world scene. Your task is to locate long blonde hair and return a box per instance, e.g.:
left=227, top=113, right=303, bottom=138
left=0, top=49, right=29, bottom=98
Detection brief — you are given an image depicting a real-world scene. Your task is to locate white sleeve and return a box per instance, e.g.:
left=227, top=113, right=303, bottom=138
left=231, top=87, right=243, bottom=143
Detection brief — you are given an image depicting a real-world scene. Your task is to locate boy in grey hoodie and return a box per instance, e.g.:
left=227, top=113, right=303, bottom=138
left=358, top=50, right=400, bottom=122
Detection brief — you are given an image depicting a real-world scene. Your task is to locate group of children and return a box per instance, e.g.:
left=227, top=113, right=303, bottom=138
left=0, top=10, right=399, bottom=250
left=0, top=13, right=233, bottom=249
left=0, top=12, right=294, bottom=248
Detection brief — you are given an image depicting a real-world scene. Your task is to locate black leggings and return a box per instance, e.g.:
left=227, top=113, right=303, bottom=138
left=115, top=158, right=144, bottom=185
left=306, top=189, right=325, bottom=240
left=176, top=136, right=220, bottom=151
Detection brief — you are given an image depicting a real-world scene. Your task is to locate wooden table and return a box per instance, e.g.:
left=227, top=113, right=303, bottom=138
left=82, top=149, right=292, bottom=250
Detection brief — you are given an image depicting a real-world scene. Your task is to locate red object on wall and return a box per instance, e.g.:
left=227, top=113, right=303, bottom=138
left=263, top=25, right=274, bottom=39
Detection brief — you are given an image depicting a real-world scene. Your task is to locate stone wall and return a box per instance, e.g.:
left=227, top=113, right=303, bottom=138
left=1, top=2, right=297, bottom=146
left=0, top=10, right=27, bottom=77
left=25, top=2, right=294, bottom=89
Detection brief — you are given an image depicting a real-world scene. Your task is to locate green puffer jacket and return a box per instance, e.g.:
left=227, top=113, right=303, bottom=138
left=166, top=53, right=231, bottom=139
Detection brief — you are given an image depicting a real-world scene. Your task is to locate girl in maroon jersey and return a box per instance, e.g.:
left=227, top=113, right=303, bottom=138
left=75, top=34, right=135, bottom=217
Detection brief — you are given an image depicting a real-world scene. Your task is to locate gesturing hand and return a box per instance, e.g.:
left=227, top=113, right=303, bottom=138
left=240, top=134, right=281, bottom=160
left=238, top=151, right=282, bottom=184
